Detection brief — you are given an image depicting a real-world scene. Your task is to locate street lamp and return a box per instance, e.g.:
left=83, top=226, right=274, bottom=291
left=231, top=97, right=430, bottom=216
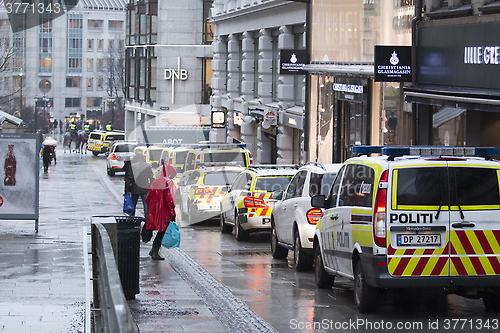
left=33, top=94, right=49, bottom=132
left=107, top=97, right=115, bottom=127
left=18, top=71, right=23, bottom=115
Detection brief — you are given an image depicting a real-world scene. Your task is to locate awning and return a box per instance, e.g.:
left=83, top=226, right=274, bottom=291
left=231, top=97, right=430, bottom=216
left=303, top=63, right=374, bottom=76
left=432, top=107, right=466, bottom=128
left=404, top=85, right=500, bottom=112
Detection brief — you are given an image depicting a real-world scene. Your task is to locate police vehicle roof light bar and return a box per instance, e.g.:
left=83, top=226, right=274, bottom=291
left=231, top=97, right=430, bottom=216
left=190, top=143, right=247, bottom=149
left=351, top=146, right=498, bottom=157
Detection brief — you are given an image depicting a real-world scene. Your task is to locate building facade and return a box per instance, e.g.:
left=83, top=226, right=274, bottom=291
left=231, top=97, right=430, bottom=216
left=0, top=0, right=126, bottom=131
left=124, top=0, right=213, bottom=141
left=210, top=0, right=307, bottom=164
left=305, top=0, right=413, bottom=164
left=406, top=0, right=500, bottom=158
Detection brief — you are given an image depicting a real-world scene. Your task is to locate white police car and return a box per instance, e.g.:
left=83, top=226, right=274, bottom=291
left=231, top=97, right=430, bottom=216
left=312, top=146, right=500, bottom=312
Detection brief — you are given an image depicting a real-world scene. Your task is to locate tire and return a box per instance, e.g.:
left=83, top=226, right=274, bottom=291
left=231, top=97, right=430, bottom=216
left=314, top=246, right=334, bottom=289
left=294, top=229, right=312, bottom=271
left=109, top=168, right=115, bottom=177
left=107, top=166, right=110, bottom=176
left=483, top=293, right=500, bottom=311
left=92, top=151, right=98, bottom=156
left=235, top=214, right=248, bottom=241
left=220, top=210, right=233, bottom=233
left=354, top=262, right=378, bottom=313
left=271, top=220, right=288, bottom=259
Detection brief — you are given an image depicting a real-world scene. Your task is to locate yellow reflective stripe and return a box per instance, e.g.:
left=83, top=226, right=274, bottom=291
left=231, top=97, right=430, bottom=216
left=352, top=228, right=372, bottom=247
left=396, top=205, right=447, bottom=211
left=351, top=208, right=372, bottom=215
left=394, top=163, right=447, bottom=168
left=485, top=230, right=500, bottom=253
left=401, top=257, right=421, bottom=276
left=458, top=257, right=477, bottom=275
left=451, top=231, right=467, bottom=255
left=392, top=170, right=398, bottom=210
left=479, top=257, right=496, bottom=275
left=467, top=231, right=484, bottom=255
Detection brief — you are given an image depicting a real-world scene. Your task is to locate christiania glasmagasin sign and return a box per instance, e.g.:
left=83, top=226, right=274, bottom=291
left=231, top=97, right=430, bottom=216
left=280, top=49, right=307, bottom=75
left=374, top=45, right=412, bottom=82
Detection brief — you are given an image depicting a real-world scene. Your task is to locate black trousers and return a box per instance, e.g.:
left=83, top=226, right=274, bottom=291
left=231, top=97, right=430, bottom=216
left=152, top=231, right=165, bottom=249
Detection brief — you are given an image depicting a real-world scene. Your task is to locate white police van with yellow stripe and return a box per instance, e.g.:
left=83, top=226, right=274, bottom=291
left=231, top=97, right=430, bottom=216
left=311, top=146, right=500, bottom=313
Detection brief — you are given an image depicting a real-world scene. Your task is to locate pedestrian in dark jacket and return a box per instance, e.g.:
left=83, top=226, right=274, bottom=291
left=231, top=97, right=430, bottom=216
left=145, top=164, right=177, bottom=260
left=41, top=145, right=54, bottom=173
left=124, top=151, right=154, bottom=218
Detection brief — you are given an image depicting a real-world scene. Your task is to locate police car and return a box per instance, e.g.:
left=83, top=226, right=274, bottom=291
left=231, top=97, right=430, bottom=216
left=179, top=165, right=243, bottom=225
left=220, top=165, right=297, bottom=241
left=311, top=146, right=500, bottom=313
left=87, top=130, right=125, bottom=156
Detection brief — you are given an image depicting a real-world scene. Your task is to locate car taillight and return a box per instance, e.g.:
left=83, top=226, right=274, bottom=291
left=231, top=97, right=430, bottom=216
left=306, top=208, right=323, bottom=225
left=244, top=196, right=266, bottom=208
left=195, top=188, right=215, bottom=195
left=110, top=153, right=116, bottom=160
left=373, top=170, right=388, bottom=247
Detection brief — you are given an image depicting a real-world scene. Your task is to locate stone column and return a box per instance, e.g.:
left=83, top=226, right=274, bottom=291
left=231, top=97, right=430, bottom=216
left=241, top=115, right=256, bottom=158
left=241, top=31, right=255, bottom=102
left=227, top=34, right=240, bottom=99
left=258, top=29, right=272, bottom=104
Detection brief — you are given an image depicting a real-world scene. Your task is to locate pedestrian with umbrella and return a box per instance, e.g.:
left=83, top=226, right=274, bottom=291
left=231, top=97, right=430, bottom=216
left=41, top=137, right=58, bottom=173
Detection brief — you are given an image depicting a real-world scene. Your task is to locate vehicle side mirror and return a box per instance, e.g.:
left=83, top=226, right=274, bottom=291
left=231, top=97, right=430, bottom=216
left=160, top=158, right=164, bottom=165
left=273, top=190, right=283, bottom=200
left=311, top=195, right=326, bottom=208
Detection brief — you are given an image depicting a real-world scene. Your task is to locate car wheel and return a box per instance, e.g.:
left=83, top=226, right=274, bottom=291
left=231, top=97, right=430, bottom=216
left=270, top=219, right=288, bottom=259
left=314, top=245, right=334, bottom=289
left=220, top=209, right=233, bottom=233
left=92, top=152, right=98, bottom=156
left=109, top=168, right=115, bottom=177
left=483, top=293, right=500, bottom=311
left=354, top=262, right=378, bottom=313
left=235, top=214, right=248, bottom=241
left=106, top=166, right=110, bottom=176
left=294, top=229, right=312, bottom=271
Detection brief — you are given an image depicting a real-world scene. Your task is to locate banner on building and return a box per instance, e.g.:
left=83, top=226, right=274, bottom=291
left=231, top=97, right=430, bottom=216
left=374, top=45, right=412, bottom=82
left=280, top=49, right=307, bottom=75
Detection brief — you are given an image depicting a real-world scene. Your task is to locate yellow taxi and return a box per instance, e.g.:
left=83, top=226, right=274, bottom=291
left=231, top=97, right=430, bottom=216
left=220, top=165, right=297, bottom=241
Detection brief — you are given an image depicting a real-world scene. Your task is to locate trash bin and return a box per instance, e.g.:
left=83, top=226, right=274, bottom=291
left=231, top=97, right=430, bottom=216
left=116, top=216, right=143, bottom=300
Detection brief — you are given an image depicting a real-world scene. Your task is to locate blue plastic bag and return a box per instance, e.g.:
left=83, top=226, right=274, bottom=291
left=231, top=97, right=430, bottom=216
left=162, top=221, right=180, bottom=248
left=123, top=192, right=135, bottom=215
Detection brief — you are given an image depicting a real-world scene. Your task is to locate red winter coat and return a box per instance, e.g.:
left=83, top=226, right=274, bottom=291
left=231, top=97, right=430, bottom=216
left=145, top=164, right=177, bottom=232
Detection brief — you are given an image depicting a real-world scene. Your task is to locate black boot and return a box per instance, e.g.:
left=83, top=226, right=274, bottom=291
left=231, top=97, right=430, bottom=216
left=150, top=246, right=164, bottom=260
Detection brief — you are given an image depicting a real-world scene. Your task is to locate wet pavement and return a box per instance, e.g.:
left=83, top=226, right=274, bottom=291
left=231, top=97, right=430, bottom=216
left=0, top=147, right=271, bottom=333
left=1, top=145, right=498, bottom=333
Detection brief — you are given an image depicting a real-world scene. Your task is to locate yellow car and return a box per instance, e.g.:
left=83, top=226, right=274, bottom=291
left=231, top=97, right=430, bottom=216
left=179, top=165, right=244, bottom=225
left=220, top=165, right=297, bottom=241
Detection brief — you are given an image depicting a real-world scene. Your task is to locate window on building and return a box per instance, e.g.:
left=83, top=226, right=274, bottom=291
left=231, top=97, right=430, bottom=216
left=88, top=39, right=93, bottom=51
left=4, top=77, right=9, bottom=89
left=108, top=39, right=113, bottom=49
left=87, top=78, right=93, bottom=90
left=118, top=40, right=124, bottom=49
left=68, top=58, right=82, bottom=69
left=97, top=58, right=103, bottom=71
left=68, top=18, right=82, bottom=29
left=203, top=0, right=214, bottom=44
left=254, top=36, right=259, bottom=98
left=97, top=39, right=103, bottom=51
left=66, top=78, right=80, bottom=87
left=272, top=34, right=279, bottom=102
left=88, top=20, right=103, bottom=29
left=65, top=98, right=81, bottom=107
left=39, top=57, right=52, bottom=69
left=87, top=58, right=93, bottom=71
left=108, top=20, right=123, bottom=30
left=97, top=78, right=103, bottom=89
left=86, top=97, right=102, bottom=107
left=202, top=58, right=212, bottom=104
left=40, top=17, right=52, bottom=33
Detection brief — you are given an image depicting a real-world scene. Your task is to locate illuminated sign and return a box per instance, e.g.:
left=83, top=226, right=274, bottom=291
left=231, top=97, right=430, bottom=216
left=280, top=49, right=307, bottom=75
left=211, top=111, right=226, bottom=128
left=333, top=83, right=364, bottom=94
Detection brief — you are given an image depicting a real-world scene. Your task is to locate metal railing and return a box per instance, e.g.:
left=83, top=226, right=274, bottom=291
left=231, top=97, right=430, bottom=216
left=90, top=218, right=138, bottom=333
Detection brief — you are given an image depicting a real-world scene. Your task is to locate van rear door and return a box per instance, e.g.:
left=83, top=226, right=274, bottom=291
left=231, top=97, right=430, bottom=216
left=447, top=161, right=500, bottom=277
left=388, top=161, right=451, bottom=277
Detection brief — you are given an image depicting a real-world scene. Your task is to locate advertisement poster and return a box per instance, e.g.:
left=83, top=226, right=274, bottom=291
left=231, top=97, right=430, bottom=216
left=0, top=133, right=39, bottom=220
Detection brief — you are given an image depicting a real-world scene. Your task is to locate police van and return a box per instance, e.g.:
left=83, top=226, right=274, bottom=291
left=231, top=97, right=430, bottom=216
left=311, top=146, right=500, bottom=313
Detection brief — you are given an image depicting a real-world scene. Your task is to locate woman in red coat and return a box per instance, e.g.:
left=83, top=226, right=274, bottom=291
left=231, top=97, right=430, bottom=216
left=145, top=164, right=177, bottom=260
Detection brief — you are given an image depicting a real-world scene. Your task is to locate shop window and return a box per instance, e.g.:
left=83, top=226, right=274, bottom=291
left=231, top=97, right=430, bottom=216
left=66, top=78, right=80, bottom=87
left=202, top=58, right=212, bottom=104
left=203, top=0, right=214, bottom=44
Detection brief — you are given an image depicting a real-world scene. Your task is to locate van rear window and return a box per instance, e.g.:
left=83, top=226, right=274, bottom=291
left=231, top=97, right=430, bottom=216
left=396, top=167, right=500, bottom=207
left=90, top=133, right=102, bottom=140
left=203, top=152, right=246, bottom=166
left=105, top=134, right=125, bottom=141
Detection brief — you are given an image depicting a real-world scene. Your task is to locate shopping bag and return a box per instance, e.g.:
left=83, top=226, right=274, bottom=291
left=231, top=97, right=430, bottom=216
left=141, top=223, right=153, bottom=243
left=123, top=192, right=136, bottom=215
left=162, top=221, right=180, bottom=248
